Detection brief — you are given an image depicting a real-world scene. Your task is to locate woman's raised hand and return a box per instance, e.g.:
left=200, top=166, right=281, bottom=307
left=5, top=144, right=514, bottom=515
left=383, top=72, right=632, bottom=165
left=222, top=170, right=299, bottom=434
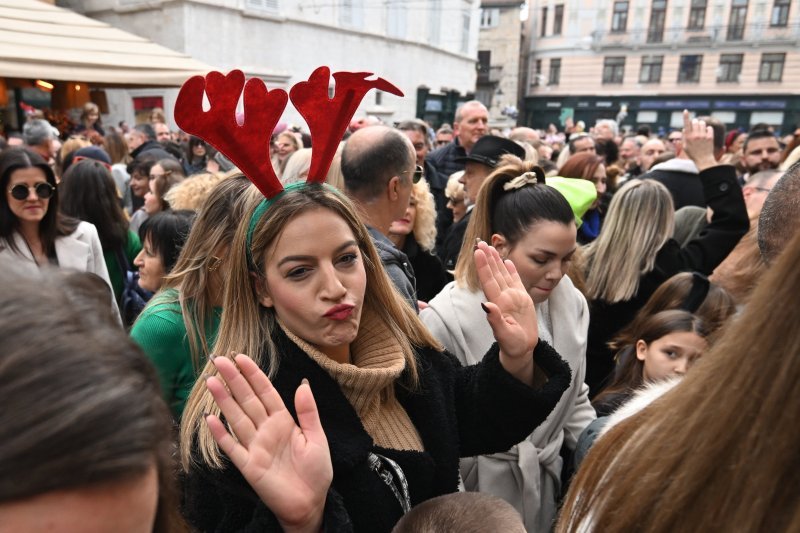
left=474, top=240, right=538, bottom=385
left=205, top=354, right=332, bottom=533
left=682, top=109, right=718, bottom=172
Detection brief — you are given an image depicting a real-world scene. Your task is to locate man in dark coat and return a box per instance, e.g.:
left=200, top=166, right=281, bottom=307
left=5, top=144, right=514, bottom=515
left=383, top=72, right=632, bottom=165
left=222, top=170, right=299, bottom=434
left=426, top=101, right=489, bottom=183
left=440, top=136, right=527, bottom=271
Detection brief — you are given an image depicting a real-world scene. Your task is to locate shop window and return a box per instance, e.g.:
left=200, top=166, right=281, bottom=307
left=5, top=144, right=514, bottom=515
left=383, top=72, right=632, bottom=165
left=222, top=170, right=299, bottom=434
left=678, top=54, right=702, bottom=83
left=612, top=1, right=628, bottom=32
left=688, top=0, right=707, bottom=29
left=771, top=0, right=790, bottom=26
left=717, top=54, right=743, bottom=83
left=480, top=8, right=499, bottom=28
left=758, top=53, right=785, bottom=82
left=603, top=57, right=625, bottom=84
left=639, top=55, right=663, bottom=83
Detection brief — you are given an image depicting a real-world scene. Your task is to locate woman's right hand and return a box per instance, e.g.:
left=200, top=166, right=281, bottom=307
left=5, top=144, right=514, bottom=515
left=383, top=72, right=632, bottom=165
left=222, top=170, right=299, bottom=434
left=206, top=354, right=332, bottom=533
left=681, top=109, right=718, bottom=172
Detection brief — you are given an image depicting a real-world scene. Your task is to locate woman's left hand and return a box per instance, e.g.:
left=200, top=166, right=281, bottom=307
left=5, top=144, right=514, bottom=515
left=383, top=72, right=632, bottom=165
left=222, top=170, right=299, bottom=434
left=475, top=240, right=538, bottom=384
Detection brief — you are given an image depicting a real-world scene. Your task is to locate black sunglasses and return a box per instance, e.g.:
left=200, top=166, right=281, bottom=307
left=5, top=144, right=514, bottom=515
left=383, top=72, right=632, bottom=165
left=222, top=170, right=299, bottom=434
left=401, top=165, right=424, bottom=183
left=8, top=182, right=56, bottom=201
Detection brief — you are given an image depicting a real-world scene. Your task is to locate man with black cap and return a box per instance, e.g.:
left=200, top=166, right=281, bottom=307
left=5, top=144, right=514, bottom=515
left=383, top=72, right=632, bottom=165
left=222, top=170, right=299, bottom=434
left=440, top=135, right=527, bottom=270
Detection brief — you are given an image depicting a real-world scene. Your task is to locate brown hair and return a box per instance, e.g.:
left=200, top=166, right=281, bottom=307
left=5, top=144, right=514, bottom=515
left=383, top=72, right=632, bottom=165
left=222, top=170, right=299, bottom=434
left=557, top=230, right=800, bottom=533
left=559, top=152, right=604, bottom=184
left=0, top=267, right=185, bottom=532
left=150, top=159, right=185, bottom=211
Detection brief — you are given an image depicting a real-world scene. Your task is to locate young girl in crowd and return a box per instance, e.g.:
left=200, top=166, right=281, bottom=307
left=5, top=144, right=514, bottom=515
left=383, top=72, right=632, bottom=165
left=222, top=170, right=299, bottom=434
left=421, top=159, right=598, bottom=531
left=131, top=158, right=184, bottom=233
left=131, top=175, right=251, bottom=419
left=580, top=113, right=749, bottom=396
left=134, top=210, right=195, bottom=295
left=592, top=310, right=708, bottom=417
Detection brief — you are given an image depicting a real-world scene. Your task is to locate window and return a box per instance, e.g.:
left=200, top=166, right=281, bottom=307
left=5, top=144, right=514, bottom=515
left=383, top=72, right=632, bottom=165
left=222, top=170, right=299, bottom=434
left=648, top=0, right=667, bottom=43
left=678, top=54, right=702, bottom=83
left=603, top=57, right=625, bottom=84
left=428, top=0, right=442, bottom=44
left=717, top=54, right=743, bottom=82
left=639, top=55, right=663, bottom=83
left=339, top=0, right=364, bottom=28
left=612, top=1, right=629, bottom=32
left=771, top=0, right=790, bottom=26
left=541, top=6, right=548, bottom=37
left=386, top=0, right=406, bottom=38
left=246, top=0, right=278, bottom=11
left=759, top=53, right=785, bottom=82
left=531, top=58, right=542, bottom=87
left=477, top=50, right=491, bottom=83
left=548, top=58, right=561, bottom=85
left=480, top=7, right=499, bottom=28
left=727, top=0, right=747, bottom=41
left=688, top=0, right=706, bottom=29
left=461, top=10, right=470, bottom=53
left=553, top=5, right=564, bottom=35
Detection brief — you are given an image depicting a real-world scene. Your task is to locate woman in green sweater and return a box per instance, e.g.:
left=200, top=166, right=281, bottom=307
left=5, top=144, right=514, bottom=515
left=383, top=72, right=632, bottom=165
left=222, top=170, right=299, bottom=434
left=131, top=175, right=251, bottom=419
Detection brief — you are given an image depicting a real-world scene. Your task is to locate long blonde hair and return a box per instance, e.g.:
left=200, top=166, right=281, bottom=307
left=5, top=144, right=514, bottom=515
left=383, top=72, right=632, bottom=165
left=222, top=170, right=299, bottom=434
left=580, top=179, right=674, bottom=302
left=411, top=178, right=437, bottom=252
left=557, top=229, right=800, bottom=533
left=143, top=175, right=252, bottom=370
left=180, top=184, right=442, bottom=469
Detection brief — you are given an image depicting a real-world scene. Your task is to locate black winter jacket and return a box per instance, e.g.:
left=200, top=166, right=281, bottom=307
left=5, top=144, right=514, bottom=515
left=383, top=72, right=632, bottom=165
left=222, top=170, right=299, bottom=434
left=182, top=326, right=572, bottom=532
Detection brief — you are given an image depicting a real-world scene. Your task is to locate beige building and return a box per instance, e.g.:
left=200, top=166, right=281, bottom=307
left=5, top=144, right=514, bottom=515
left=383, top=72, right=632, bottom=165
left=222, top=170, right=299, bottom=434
left=523, top=0, right=800, bottom=133
left=477, top=0, right=526, bottom=128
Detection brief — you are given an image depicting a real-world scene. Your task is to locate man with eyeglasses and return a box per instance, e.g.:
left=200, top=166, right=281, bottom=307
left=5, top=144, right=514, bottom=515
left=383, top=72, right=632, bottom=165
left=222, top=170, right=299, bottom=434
left=665, top=131, right=683, bottom=153
left=341, top=126, right=419, bottom=310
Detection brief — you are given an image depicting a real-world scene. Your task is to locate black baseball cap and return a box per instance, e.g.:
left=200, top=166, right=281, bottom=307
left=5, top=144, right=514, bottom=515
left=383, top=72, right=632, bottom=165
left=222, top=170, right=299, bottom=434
left=454, top=135, right=526, bottom=168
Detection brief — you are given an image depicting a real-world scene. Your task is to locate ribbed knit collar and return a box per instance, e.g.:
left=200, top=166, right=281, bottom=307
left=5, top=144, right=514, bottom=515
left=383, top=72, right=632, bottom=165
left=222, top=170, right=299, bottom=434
left=278, top=313, right=406, bottom=415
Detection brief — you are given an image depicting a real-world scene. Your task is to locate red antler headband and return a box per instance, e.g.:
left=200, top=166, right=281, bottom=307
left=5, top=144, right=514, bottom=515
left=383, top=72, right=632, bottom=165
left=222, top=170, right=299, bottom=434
left=174, top=66, right=403, bottom=198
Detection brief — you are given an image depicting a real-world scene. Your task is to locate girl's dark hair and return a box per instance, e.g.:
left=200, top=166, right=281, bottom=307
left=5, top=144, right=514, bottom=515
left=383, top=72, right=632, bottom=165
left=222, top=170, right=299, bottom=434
left=0, top=267, right=185, bottom=532
left=139, top=210, right=196, bottom=273
left=185, top=136, right=208, bottom=165
left=60, top=159, right=130, bottom=252
left=593, top=309, right=708, bottom=411
left=0, top=148, right=78, bottom=257
left=128, top=157, right=155, bottom=179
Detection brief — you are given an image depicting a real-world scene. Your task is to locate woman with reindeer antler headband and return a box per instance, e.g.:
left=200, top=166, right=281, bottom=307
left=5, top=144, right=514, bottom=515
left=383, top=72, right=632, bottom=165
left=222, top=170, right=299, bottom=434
left=176, top=68, right=572, bottom=532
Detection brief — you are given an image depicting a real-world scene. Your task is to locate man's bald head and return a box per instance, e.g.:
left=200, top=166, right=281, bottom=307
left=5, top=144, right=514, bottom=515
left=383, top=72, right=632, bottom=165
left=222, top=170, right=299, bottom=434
left=758, top=162, right=800, bottom=264
left=341, top=126, right=415, bottom=201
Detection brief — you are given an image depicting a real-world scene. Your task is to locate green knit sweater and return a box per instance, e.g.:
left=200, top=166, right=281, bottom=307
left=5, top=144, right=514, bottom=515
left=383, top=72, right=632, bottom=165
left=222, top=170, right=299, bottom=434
left=104, top=230, right=142, bottom=303
left=130, top=288, right=222, bottom=419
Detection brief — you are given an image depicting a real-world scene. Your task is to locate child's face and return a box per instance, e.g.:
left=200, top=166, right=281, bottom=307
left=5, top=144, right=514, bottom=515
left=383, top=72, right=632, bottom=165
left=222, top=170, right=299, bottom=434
left=636, top=331, right=707, bottom=382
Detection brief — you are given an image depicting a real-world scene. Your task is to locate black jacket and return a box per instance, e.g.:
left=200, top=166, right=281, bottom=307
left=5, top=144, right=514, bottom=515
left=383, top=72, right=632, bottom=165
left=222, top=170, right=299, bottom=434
left=423, top=159, right=453, bottom=253
left=426, top=138, right=466, bottom=183
left=642, top=163, right=706, bottom=210
left=585, top=165, right=749, bottom=396
left=440, top=209, right=471, bottom=272
left=401, top=234, right=449, bottom=302
left=182, top=327, right=572, bottom=532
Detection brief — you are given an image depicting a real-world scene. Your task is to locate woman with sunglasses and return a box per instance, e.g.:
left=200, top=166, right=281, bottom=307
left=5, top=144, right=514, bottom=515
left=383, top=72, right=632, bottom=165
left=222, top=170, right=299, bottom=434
left=0, top=148, right=110, bottom=285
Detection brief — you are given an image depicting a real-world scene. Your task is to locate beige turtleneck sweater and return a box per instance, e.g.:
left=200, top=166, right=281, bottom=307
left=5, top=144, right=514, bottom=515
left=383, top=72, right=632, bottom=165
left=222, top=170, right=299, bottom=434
left=280, top=314, right=424, bottom=452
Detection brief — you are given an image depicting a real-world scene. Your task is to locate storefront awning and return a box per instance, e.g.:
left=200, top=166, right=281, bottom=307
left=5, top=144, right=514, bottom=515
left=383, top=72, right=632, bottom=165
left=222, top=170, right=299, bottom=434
left=0, top=0, right=214, bottom=87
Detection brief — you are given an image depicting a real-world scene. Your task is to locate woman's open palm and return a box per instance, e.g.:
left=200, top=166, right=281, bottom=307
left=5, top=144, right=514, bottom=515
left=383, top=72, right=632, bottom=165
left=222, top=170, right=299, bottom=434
left=205, top=354, right=332, bottom=531
left=474, top=241, right=539, bottom=360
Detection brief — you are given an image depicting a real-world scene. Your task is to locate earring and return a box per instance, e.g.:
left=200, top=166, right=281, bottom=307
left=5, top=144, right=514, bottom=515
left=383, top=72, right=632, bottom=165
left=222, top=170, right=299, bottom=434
left=208, top=256, right=223, bottom=272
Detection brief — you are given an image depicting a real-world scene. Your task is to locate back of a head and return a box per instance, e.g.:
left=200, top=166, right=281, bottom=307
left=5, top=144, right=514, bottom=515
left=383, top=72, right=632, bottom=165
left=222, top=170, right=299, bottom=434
left=0, top=268, right=173, bottom=514
left=135, top=123, right=156, bottom=141
left=559, top=152, right=603, bottom=180
left=758, top=161, right=800, bottom=263
left=341, top=126, right=413, bottom=201
left=696, top=116, right=726, bottom=154
left=22, top=119, right=54, bottom=147
left=393, top=492, right=525, bottom=533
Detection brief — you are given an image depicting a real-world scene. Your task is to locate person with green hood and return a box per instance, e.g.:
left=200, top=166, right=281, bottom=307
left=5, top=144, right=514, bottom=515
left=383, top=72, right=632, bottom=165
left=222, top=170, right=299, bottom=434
left=421, top=158, right=597, bottom=532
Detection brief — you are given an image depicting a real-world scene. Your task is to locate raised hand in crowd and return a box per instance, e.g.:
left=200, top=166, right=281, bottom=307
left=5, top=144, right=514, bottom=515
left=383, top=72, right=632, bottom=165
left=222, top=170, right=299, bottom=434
left=681, top=109, right=718, bottom=172
left=205, top=353, right=332, bottom=533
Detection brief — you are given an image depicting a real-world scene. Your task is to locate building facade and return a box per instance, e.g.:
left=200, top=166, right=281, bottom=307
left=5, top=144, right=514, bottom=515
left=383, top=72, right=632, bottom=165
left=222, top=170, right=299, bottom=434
left=58, top=0, right=482, bottom=129
left=476, top=0, right=525, bottom=128
left=523, top=0, right=800, bottom=134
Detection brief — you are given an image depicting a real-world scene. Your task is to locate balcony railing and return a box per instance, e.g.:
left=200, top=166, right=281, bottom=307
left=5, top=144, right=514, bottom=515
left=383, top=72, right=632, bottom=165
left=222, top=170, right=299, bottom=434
left=591, top=22, right=800, bottom=49
left=477, top=65, right=503, bottom=85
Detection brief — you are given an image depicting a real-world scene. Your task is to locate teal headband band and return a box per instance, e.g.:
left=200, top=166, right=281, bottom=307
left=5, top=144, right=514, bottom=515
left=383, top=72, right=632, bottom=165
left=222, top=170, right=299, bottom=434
left=246, top=182, right=309, bottom=270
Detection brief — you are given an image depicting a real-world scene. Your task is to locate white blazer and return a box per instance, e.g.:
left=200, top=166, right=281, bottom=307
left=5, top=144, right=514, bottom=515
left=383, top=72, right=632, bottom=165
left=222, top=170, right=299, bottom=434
left=0, top=221, right=111, bottom=288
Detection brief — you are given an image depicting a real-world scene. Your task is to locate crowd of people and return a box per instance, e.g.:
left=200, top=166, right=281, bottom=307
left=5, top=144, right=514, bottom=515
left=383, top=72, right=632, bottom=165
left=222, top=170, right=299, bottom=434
left=1, top=84, right=799, bottom=532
